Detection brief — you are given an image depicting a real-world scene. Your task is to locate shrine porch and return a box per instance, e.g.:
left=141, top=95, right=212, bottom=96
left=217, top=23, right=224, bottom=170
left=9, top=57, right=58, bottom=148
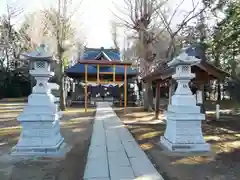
left=84, top=102, right=163, bottom=180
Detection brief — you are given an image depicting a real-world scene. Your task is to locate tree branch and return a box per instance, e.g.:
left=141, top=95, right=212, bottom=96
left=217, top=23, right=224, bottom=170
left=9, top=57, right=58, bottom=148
left=156, top=0, right=206, bottom=59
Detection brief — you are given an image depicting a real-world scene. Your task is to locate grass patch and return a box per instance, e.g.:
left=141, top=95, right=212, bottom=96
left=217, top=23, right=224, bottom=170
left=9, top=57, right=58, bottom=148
left=0, top=97, right=27, bottom=102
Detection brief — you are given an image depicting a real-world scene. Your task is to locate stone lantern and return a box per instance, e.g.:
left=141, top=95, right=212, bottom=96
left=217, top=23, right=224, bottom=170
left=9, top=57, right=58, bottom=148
left=11, top=44, right=67, bottom=157
left=160, top=48, right=210, bottom=152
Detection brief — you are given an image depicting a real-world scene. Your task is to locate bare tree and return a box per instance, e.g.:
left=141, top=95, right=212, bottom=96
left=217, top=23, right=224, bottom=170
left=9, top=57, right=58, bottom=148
left=20, top=11, right=49, bottom=50
left=113, top=0, right=166, bottom=110
left=0, top=2, right=23, bottom=70
left=41, top=0, right=83, bottom=110
left=114, top=0, right=206, bottom=110
left=157, top=0, right=206, bottom=58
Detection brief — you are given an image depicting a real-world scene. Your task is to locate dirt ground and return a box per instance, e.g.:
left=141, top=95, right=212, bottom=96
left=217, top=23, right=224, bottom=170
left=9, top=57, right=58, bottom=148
left=115, top=102, right=240, bottom=180
left=0, top=102, right=95, bottom=180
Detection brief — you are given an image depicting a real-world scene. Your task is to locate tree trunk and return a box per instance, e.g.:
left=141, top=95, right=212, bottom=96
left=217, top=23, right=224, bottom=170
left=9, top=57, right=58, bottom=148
left=59, top=75, right=66, bottom=110
left=143, top=81, right=154, bottom=111
left=147, top=82, right=154, bottom=110
left=139, top=57, right=153, bottom=111
left=155, top=82, right=161, bottom=119
left=168, top=79, right=177, bottom=104
left=199, top=84, right=205, bottom=113
left=59, top=52, right=66, bottom=111
left=217, top=80, right=221, bottom=101
left=143, top=81, right=148, bottom=110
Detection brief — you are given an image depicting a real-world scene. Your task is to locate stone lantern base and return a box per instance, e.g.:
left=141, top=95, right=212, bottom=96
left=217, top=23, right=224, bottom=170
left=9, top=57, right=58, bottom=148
left=160, top=97, right=211, bottom=152
left=11, top=142, right=69, bottom=157
left=159, top=47, right=211, bottom=153
left=160, top=137, right=210, bottom=152
left=11, top=93, right=69, bottom=157
left=11, top=44, right=70, bottom=157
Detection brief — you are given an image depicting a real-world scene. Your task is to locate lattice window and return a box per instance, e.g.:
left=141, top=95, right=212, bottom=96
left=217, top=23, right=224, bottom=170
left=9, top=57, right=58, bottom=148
left=181, top=65, right=189, bottom=72
left=36, top=61, right=45, bottom=68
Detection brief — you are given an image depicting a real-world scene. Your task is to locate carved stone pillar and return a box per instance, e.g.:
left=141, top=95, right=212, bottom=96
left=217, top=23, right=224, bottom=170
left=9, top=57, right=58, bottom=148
left=11, top=44, right=68, bottom=157
left=160, top=52, right=210, bottom=152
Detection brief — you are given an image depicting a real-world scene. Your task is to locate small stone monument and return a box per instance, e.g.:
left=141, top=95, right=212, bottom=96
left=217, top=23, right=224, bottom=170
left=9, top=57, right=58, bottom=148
left=11, top=44, right=68, bottom=157
left=133, top=80, right=140, bottom=105
left=160, top=48, right=210, bottom=152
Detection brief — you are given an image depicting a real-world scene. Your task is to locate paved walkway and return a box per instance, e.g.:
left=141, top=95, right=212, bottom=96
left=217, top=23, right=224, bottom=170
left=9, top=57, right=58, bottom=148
left=84, top=102, right=164, bottom=180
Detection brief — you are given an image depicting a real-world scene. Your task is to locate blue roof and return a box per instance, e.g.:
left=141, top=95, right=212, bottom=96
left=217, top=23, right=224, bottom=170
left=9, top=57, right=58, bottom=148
left=82, top=47, right=120, bottom=60
left=66, top=47, right=137, bottom=76
left=66, top=63, right=137, bottom=75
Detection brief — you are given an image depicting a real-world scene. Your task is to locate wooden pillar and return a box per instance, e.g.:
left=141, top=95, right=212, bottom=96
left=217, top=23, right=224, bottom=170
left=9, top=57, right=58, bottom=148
left=97, top=64, right=100, bottom=83
left=155, top=81, right=161, bottom=119
left=120, top=94, right=122, bottom=107
left=85, top=64, right=88, bottom=112
left=113, top=65, right=116, bottom=82
left=200, top=84, right=205, bottom=102
left=199, top=83, right=205, bottom=113
left=124, top=65, right=127, bottom=113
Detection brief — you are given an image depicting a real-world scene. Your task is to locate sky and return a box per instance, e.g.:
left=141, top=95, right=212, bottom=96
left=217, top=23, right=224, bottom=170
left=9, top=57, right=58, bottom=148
left=0, top=0, right=204, bottom=49
left=0, top=0, right=116, bottom=48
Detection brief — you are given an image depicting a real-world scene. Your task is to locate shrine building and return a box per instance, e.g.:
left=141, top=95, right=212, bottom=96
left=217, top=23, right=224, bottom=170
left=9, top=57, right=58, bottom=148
left=142, top=44, right=229, bottom=118
left=65, top=47, right=138, bottom=110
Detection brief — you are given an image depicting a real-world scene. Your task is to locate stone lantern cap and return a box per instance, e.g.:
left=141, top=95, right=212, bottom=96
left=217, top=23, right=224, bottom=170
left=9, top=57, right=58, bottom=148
left=168, top=46, right=201, bottom=67
left=22, top=44, right=53, bottom=62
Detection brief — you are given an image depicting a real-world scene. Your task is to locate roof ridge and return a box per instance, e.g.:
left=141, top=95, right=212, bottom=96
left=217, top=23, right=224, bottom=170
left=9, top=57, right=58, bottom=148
left=85, top=47, right=119, bottom=53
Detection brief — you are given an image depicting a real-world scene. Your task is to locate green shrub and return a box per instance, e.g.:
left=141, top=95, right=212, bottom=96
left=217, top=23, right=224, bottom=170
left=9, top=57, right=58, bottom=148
left=0, top=70, right=31, bottom=98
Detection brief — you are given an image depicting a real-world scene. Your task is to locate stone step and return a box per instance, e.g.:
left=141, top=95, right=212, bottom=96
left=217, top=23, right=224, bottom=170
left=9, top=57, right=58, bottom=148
left=167, top=104, right=200, bottom=113
left=165, top=111, right=205, bottom=120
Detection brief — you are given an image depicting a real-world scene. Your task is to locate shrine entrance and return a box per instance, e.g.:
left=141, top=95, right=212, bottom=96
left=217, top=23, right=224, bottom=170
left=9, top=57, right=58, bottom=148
left=79, top=60, right=133, bottom=113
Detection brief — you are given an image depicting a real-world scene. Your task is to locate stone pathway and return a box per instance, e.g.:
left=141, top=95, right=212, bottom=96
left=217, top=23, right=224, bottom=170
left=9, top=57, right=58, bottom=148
left=84, top=102, right=164, bottom=180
